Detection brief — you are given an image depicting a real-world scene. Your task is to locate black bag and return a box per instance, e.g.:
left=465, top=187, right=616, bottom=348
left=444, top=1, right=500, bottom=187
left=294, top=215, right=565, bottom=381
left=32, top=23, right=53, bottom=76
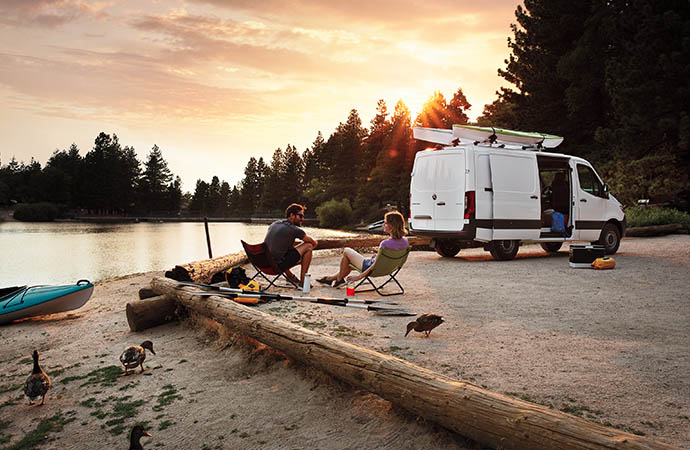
left=225, top=267, right=250, bottom=288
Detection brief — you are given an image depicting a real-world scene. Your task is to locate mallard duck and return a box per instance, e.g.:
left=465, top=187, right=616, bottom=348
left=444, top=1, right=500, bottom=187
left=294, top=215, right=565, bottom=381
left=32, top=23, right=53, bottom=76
left=120, top=340, right=155, bottom=376
left=24, top=349, right=51, bottom=405
left=129, top=424, right=151, bottom=450
left=405, top=314, right=444, bottom=338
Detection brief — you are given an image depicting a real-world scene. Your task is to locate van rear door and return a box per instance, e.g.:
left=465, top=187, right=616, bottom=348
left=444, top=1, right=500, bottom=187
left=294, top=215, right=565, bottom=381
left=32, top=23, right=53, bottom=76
left=410, top=150, right=466, bottom=232
left=434, top=152, right=465, bottom=231
left=489, top=153, right=541, bottom=240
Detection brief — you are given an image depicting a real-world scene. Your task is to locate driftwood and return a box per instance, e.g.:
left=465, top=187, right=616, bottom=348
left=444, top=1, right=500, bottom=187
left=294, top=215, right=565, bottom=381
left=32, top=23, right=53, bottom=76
left=125, top=295, right=179, bottom=332
left=165, top=251, right=248, bottom=283
left=150, top=276, right=674, bottom=450
left=316, top=236, right=429, bottom=250
left=138, top=287, right=157, bottom=300
left=626, top=223, right=685, bottom=237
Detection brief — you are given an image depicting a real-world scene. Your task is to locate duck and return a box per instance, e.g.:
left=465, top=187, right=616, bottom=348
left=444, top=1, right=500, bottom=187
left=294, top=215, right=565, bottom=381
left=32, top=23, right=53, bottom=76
left=119, top=340, right=155, bottom=376
left=405, top=314, right=444, bottom=338
left=129, top=424, right=151, bottom=450
left=24, top=349, right=51, bottom=405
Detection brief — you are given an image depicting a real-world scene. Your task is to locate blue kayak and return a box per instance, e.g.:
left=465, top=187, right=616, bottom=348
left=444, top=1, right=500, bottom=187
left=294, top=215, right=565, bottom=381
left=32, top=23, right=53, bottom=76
left=0, top=280, right=94, bottom=325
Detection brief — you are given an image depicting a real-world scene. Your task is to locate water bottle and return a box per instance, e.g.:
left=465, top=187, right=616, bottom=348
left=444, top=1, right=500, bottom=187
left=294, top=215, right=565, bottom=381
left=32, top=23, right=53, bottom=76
left=302, top=273, right=311, bottom=294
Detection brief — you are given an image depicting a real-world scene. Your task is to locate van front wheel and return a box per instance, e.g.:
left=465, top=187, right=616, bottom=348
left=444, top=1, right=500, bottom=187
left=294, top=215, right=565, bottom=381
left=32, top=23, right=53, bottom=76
left=435, top=239, right=461, bottom=258
left=488, top=240, right=520, bottom=261
left=596, top=223, right=621, bottom=255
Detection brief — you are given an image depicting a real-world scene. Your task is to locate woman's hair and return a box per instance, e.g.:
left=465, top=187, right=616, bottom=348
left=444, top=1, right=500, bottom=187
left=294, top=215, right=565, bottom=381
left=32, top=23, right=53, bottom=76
left=385, top=211, right=408, bottom=239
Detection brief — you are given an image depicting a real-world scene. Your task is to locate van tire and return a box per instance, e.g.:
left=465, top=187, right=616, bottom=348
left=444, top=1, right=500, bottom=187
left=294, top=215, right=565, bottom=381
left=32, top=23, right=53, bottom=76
left=488, top=240, right=520, bottom=261
left=435, top=239, right=461, bottom=258
left=597, top=223, right=621, bottom=255
left=540, top=242, right=563, bottom=253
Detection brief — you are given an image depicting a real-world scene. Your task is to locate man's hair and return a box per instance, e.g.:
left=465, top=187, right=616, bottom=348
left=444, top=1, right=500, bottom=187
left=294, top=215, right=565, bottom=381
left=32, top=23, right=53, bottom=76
left=385, top=211, right=408, bottom=239
left=285, top=203, right=305, bottom=218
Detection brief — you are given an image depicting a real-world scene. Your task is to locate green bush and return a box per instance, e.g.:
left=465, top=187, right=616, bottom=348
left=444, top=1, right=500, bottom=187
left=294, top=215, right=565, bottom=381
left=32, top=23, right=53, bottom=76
left=625, top=206, right=690, bottom=230
left=13, top=202, right=59, bottom=222
left=315, top=198, right=352, bottom=228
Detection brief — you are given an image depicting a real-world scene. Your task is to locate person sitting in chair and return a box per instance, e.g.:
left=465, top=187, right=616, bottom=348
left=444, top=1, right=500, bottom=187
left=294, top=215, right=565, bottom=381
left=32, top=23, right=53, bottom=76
left=264, top=203, right=318, bottom=288
left=317, top=211, right=409, bottom=288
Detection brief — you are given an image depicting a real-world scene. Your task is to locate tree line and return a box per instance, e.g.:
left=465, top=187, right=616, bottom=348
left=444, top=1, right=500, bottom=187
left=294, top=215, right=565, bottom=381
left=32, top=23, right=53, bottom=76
left=3, top=0, right=688, bottom=220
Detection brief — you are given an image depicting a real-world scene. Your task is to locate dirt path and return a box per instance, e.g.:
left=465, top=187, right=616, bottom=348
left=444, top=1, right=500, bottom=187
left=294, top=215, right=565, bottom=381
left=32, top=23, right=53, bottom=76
left=1, top=235, right=688, bottom=449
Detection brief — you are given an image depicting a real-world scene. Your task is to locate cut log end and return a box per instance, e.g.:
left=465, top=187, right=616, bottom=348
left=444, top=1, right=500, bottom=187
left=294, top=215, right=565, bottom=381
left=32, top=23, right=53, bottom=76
left=126, top=295, right=180, bottom=332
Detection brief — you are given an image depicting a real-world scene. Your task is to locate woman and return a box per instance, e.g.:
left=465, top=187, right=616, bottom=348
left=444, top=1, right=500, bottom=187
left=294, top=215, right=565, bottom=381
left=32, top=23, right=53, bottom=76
left=317, top=210, right=409, bottom=288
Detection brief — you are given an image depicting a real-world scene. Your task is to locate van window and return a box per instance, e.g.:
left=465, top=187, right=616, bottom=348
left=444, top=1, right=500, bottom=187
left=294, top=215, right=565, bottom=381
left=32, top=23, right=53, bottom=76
left=577, top=164, right=603, bottom=197
left=413, top=156, right=436, bottom=192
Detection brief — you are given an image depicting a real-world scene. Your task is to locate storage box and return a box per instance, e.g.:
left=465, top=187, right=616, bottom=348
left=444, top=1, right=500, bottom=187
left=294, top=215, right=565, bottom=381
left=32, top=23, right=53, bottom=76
left=569, top=245, right=606, bottom=268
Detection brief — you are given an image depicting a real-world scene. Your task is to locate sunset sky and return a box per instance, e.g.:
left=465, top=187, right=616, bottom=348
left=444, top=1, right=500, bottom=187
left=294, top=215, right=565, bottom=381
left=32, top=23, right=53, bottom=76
left=0, top=0, right=521, bottom=191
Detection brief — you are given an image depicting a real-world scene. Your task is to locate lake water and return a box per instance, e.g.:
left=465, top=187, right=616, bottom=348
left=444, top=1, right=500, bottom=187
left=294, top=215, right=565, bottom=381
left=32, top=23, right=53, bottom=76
left=0, top=222, right=354, bottom=287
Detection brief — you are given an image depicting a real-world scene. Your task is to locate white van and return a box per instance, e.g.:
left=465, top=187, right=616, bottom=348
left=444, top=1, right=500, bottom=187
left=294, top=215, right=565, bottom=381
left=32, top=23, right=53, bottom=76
left=409, top=126, right=626, bottom=260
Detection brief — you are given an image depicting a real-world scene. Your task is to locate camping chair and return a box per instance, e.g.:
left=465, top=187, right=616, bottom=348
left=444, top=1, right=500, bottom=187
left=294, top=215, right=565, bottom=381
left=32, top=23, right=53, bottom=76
left=240, top=240, right=300, bottom=291
left=349, top=247, right=411, bottom=296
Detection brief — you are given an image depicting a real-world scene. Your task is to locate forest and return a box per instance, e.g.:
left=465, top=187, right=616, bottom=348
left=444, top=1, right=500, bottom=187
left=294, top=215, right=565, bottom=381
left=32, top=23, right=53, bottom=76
left=1, top=0, right=688, bottom=223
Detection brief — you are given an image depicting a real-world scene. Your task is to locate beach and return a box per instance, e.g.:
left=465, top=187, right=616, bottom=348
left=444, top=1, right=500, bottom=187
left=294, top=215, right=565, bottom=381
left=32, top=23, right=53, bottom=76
left=1, top=236, right=689, bottom=449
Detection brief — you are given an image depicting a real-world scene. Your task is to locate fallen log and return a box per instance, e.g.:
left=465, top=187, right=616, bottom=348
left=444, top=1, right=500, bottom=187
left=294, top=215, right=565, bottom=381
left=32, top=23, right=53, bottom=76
left=138, top=287, right=157, bottom=300
left=626, top=223, right=685, bottom=237
left=150, top=276, right=674, bottom=450
left=125, top=295, right=180, bottom=332
left=165, top=251, right=248, bottom=283
left=316, top=236, right=429, bottom=250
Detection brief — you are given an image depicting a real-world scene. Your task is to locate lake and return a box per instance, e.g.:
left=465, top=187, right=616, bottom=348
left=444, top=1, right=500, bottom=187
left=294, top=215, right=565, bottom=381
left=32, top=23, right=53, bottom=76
left=0, top=221, right=354, bottom=287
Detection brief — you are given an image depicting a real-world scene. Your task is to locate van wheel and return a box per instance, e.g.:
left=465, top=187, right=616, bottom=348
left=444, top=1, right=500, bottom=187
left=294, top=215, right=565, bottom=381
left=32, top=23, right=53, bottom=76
left=488, top=240, right=520, bottom=261
left=540, top=242, right=563, bottom=253
left=597, top=223, right=621, bottom=255
left=435, top=239, right=461, bottom=258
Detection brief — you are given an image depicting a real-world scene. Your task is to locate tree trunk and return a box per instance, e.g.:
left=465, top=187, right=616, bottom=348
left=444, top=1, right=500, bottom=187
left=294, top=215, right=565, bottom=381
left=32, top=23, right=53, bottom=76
left=316, top=236, right=429, bottom=250
left=150, top=276, right=674, bottom=450
left=125, top=295, right=180, bottom=332
left=625, top=224, right=685, bottom=237
left=164, top=251, right=248, bottom=283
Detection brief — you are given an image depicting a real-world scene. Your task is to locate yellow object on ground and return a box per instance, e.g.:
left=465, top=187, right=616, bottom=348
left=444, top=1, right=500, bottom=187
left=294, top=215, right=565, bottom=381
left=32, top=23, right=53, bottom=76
left=239, top=280, right=260, bottom=292
left=592, top=257, right=616, bottom=270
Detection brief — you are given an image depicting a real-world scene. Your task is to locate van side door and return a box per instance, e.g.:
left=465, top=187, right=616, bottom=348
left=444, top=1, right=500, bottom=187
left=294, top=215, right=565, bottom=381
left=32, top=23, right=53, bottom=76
left=574, top=163, right=607, bottom=241
left=489, top=153, right=541, bottom=240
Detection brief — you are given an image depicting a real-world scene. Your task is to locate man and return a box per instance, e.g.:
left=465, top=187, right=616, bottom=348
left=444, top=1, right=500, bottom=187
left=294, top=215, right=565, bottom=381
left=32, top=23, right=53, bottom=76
left=264, top=203, right=317, bottom=288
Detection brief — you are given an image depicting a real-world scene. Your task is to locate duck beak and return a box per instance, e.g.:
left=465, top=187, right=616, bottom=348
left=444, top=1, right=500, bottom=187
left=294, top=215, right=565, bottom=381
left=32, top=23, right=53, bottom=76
left=150, top=349, right=156, bottom=355
left=144, top=431, right=152, bottom=437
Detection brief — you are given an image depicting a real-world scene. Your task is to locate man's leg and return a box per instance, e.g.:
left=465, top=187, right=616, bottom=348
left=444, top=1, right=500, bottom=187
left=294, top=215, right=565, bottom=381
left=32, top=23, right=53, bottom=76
left=294, top=242, right=314, bottom=284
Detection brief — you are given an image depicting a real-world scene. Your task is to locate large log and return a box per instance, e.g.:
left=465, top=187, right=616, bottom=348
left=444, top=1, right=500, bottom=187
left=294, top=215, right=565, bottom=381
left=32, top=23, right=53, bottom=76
left=165, top=251, right=248, bottom=283
left=316, top=236, right=429, bottom=250
left=125, top=295, right=180, bottom=332
left=625, top=224, right=685, bottom=237
left=150, top=276, right=674, bottom=450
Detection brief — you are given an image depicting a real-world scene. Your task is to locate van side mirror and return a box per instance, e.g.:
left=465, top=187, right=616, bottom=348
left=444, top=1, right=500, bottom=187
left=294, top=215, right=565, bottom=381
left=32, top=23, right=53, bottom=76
left=602, top=183, right=610, bottom=198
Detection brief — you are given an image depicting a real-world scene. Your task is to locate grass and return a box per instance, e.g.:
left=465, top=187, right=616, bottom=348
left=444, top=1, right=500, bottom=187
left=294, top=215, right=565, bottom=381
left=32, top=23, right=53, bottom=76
left=152, top=384, right=182, bottom=412
left=104, top=397, right=147, bottom=435
left=47, top=362, right=82, bottom=378
left=158, top=420, right=175, bottom=430
left=0, top=382, right=22, bottom=394
left=0, top=419, right=11, bottom=445
left=4, top=411, right=75, bottom=450
left=59, top=365, right=122, bottom=387
left=331, top=325, right=373, bottom=337
left=626, top=205, right=690, bottom=229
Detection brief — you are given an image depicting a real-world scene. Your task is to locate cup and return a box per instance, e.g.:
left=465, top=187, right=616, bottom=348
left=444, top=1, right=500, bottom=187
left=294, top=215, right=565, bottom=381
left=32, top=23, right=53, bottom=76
left=302, top=273, right=311, bottom=294
left=346, top=282, right=355, bottom=297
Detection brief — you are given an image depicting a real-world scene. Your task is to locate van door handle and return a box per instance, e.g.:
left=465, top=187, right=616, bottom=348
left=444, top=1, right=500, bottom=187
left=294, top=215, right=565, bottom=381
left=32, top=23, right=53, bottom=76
left=436, top=202, right=446, bottom=206
left=530, top=195, right=538, bottom=199
left=580, top=198, right=587, bottom=203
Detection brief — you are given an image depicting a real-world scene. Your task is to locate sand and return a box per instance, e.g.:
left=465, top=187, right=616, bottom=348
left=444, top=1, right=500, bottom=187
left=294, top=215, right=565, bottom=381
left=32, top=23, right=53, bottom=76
left=1, top=235, right=689, bottom=449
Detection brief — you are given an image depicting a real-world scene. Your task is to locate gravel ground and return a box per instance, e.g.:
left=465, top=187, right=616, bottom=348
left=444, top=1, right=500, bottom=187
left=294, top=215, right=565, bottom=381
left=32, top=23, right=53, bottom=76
left=1, top=234, right=688, bottom=449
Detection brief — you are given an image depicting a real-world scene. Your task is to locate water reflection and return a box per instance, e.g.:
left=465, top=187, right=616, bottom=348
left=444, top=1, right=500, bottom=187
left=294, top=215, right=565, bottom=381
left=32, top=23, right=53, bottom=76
left=0, top=222, right=354, bottom=286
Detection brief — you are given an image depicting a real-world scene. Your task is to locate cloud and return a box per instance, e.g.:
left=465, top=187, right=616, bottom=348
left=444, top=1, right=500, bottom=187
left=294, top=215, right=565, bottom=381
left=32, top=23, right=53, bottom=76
left=0, top=0, right=110, bottom=27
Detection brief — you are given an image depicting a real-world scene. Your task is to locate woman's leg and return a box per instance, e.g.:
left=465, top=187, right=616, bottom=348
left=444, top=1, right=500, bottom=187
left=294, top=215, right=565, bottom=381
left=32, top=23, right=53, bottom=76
left=335, top=247, right=364, bottom=281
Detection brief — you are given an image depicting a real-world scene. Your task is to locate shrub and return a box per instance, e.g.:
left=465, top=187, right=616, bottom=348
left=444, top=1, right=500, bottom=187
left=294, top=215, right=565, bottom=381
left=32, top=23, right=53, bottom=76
left=625, top=206, right=690, bottom=230
left=13, top=202, right=59, bottom=222
left=315, top=198, right=352, bottom=228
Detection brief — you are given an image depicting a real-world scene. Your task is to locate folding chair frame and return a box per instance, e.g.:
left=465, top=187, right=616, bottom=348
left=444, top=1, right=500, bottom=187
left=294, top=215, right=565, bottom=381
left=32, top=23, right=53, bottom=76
left=241, top=240, right=300, bottom=291
left=349, top=247, right=409, bottom=297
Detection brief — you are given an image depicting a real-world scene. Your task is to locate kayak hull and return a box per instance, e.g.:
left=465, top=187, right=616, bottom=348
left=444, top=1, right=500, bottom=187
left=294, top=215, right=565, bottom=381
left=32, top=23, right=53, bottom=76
left=0, top=282, right=94, bottom=325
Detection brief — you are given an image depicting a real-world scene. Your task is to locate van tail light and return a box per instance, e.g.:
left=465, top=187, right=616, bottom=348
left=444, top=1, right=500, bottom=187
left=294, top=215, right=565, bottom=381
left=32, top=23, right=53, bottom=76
left=464, top=191, right=475, bottom=219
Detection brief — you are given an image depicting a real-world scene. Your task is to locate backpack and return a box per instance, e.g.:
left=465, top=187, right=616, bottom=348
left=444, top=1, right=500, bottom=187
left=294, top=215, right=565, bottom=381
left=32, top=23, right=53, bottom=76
left=551, top=212, right=566, bottom=234
left=225, top=267, right=250, bottom=288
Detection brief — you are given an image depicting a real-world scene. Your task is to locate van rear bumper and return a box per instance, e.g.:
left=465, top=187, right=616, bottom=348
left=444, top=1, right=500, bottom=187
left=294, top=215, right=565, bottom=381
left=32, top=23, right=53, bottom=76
left=409, top=220, right=476, bottom=241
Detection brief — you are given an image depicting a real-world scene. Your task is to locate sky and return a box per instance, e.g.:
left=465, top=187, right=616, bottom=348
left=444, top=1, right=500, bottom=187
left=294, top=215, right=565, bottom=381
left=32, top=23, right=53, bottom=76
left=0, top=0, right=521, bottom=192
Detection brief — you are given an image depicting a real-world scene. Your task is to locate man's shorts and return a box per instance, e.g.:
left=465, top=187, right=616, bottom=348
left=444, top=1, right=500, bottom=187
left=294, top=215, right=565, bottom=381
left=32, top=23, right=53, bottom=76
left=277, top=247, right=301, bottom=271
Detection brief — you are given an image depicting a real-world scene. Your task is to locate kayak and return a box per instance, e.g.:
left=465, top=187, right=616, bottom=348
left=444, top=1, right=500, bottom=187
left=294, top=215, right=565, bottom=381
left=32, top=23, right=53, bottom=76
left=0, top=280, right=94, bottom=325
left=453, top=125, right=564, bottom=148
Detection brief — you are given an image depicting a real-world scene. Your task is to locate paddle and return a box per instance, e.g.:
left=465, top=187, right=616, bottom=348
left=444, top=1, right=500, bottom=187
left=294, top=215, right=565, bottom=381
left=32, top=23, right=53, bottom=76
left=173, top=280, right=400, bottom=305
left=188, top=290, right=416, bottom=316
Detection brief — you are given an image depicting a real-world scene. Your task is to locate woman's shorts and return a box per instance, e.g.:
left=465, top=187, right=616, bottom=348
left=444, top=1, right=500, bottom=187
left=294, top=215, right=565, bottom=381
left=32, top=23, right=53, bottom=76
left=361, top=257, right=374, bottom=272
